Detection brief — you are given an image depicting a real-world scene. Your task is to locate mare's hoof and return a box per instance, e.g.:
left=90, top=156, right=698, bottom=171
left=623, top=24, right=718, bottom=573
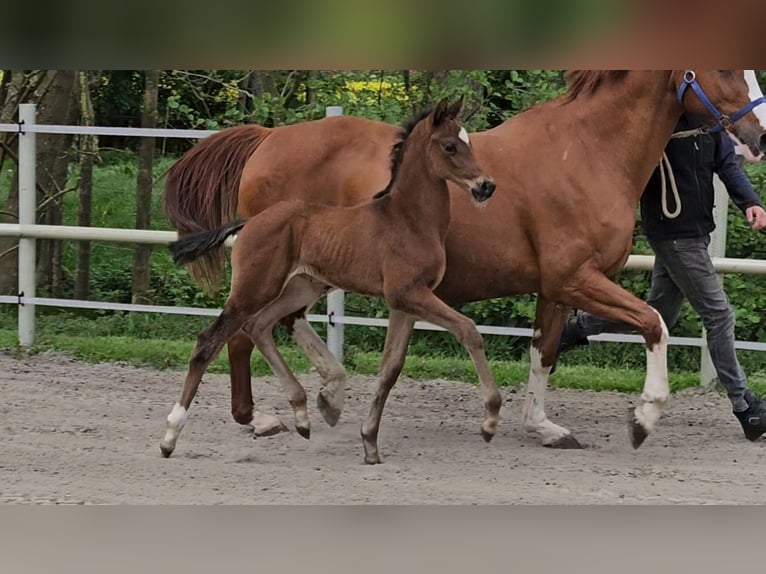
left=252, top=422, right=289, bottom=438
left=628, top=410, right=649, bottom=449
left=364, top=454, right=382, bottom=465
left=317, top=392, right=342, bottom=427
left=544, top=434, right=583, bottom=449
left=296, top=426, right=311, bottom=440
left=160, top=445, right=173, bottom=458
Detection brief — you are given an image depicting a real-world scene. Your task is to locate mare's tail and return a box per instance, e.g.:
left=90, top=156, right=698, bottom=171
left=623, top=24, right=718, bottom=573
left=163, top=124, right=272, bottom=294
left=169, top=219, right=248, bottom=266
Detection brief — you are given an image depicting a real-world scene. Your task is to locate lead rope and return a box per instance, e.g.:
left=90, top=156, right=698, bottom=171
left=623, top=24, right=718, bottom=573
left=658, top=127, right=709, bottom=219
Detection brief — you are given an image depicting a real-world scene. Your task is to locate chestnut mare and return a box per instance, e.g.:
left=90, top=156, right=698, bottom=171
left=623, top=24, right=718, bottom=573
left=164, top=71, right=766, bottom=461
left=159, top=98, right=500, bottom=460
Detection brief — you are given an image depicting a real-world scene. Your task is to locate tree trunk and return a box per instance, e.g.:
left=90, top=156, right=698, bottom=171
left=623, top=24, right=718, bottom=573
left=35, top=70, right=77, bottom=293
left=75, top=71, right=97, bottom=300
left=0, top=70, right=56, bottom=295
left=131, top=70, right=159, bottom=304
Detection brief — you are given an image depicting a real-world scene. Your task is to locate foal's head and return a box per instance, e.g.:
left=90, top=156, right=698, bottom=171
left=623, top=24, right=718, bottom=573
left=414, top=97, right=496, bottom=203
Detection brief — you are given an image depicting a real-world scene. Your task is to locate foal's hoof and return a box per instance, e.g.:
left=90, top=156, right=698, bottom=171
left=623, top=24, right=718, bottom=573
left=480, top=427, right=495, bottom=443
left=364, top=453, right=382, bottom=465
left=543, top=434, right=584, bottom=449
left=159, top=444, right=174, bottom=458
left=296, top=425, right=311, bottom=440
left=628, top=409, right=649, bottom=449
left=317, top=392, right=342, bottom=427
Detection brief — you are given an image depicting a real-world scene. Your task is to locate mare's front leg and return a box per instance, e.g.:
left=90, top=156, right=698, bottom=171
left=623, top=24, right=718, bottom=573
left=521, top=295, right=583, bottom=449
left=564, top=269, right=670, bottom=448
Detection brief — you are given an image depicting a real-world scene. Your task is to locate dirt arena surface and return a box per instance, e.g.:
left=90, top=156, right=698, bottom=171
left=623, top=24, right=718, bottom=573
left=1, top=350, right=765, bottom=505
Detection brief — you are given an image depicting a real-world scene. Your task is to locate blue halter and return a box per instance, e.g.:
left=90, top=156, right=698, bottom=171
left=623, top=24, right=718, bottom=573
left=676, top=70, right=766, bottom=133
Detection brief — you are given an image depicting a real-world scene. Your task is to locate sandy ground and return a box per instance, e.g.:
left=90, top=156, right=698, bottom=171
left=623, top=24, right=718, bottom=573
left=1, top=350, right=765, bottom=505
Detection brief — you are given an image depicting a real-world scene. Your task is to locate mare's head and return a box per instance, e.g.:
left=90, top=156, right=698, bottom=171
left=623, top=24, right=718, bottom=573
left=411, top=97, right=495, bottom=203
left=675, top=70, right=766, bottom=158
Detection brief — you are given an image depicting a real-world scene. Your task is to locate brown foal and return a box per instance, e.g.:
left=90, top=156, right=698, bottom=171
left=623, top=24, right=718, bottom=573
left=159, top=98, right=501, bottom=461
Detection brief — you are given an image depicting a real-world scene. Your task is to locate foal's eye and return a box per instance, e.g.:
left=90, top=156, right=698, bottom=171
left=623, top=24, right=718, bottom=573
left=442, top=142, right=457, bottom=154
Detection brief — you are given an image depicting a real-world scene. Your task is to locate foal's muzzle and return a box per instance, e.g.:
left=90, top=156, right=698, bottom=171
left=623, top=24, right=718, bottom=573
left=471, top=179, right=496, bottom=203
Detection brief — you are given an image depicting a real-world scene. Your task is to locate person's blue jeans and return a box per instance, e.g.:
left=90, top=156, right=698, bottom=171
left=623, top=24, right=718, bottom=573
left=570, top=234, right=749, bottom=412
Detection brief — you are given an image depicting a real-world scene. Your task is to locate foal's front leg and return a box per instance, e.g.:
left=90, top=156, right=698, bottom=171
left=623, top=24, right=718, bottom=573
left=391, top=287, right=503, bottom=444
left=360, top=309, right=417, bottom=464
left=521, top=295, right=583, bottom=448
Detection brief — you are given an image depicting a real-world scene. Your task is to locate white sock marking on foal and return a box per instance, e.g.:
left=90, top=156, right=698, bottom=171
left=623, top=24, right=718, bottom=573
left=744, top=70, right=766, bottom=129
left=634, top=308, right=669, bottom=432
left=458, top=127, right=470, bottom=145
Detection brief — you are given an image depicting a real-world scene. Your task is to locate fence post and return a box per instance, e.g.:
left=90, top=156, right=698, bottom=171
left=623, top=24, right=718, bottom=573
left=324, top=105, right=345, bottom=362
left=17, top=103, right=37, bottom=347
left=699, top=173, right=728, bottom=389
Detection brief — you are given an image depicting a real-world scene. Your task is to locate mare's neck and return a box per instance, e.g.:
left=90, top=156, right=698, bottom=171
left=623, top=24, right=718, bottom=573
left=567, top=71, right=682, bottom=201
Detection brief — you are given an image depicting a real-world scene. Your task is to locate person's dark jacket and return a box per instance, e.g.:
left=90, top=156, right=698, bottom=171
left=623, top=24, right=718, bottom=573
left=640, top=114, right=764, bottom=241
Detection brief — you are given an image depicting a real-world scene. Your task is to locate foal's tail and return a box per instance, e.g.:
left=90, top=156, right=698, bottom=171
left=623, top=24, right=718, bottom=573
left=163, top=124, right=272, bottom=295
left=169, top=219, right=248, bottom=266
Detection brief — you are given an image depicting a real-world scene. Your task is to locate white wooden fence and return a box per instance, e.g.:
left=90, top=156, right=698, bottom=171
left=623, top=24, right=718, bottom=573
left=1, top=103, right=765, bottom=387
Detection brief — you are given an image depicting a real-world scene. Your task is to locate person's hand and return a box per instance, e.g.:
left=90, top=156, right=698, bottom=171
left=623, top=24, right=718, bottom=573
left=746, top=205, right=766, bottom=231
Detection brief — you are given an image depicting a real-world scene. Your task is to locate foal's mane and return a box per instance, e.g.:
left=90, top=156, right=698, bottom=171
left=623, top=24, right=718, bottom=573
left=561, top=70, right=629, bottom=103
left=372, top=107, right=434, bottom=200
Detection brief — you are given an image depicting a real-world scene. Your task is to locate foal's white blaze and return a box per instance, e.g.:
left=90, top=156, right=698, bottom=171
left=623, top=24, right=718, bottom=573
left=743, top=70, right=766, bottom=129
left=633, top=308, right=670, bottom=433
left=458, top=127, right=470, bottom=146
left=162, top=403, right=188, bottom=451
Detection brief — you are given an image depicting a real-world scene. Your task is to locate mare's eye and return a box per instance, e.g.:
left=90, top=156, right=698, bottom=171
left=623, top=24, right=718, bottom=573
left=442, top=142, right=457, bottom=154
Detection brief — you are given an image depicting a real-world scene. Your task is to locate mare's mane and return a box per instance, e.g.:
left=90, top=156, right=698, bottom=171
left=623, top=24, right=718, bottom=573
left=561, top=70, right=630, bottom=104
left=372, top=107, right=434, bottom=200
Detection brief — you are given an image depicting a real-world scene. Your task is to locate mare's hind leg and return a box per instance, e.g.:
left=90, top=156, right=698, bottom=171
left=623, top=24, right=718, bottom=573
left=227, top=331, right=287, bottom=437
left=360, top=310, right=417, bottom=464
left=521, top=295, right=583, bottom=449
left=160, top=307, right=248, bottom=458
left=389, top=287, right=503, bottom=445
left=287, top=313, right=347, bottom=426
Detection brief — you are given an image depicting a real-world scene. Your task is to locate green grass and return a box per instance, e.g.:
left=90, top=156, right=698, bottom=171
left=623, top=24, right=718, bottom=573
left=4, top=326, right=762, bottom=397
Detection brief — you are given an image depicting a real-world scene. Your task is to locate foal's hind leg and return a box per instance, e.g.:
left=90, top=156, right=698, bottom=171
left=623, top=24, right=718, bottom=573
left=521, top=295, right=583, bottom=449
left=390, top=287, right=503, bottom=444
left=360, top=310, right=417, bottom=464
left=160, top=308, right=248, bottom=458
left=287, top=313, right=347, bottom=426
left=227, top=331, right=287, bottom=437
left=240, top=276, right=333, bottom=438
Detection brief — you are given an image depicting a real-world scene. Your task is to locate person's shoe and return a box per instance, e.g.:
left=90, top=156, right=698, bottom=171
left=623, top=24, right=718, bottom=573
left=550, top=316, right=590, bottom=375
left=734, top=390, right=766, bottom=441
left=557, top=316, right=590, bottom=356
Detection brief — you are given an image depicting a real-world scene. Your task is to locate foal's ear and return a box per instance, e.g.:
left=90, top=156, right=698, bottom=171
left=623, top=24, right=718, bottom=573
left=433, top=97, right=451, bottom=126
left=446, top=95, right=465, bottom=120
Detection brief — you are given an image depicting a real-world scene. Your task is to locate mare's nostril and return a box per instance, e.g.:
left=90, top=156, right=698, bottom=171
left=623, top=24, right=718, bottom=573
left=758, top=133, right=766, bottom=154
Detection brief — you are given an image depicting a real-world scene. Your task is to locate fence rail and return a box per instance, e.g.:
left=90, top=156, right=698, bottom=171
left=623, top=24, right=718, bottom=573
left=2, top=104, right=765, bottom=387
